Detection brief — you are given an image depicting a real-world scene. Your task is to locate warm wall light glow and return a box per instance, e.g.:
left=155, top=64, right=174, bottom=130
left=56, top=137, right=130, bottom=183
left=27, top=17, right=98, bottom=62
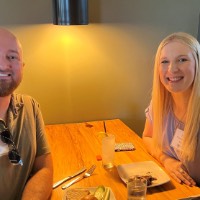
left=50, top=26, right=80, bottom=45
left=14, top=23, right=147, bottom=134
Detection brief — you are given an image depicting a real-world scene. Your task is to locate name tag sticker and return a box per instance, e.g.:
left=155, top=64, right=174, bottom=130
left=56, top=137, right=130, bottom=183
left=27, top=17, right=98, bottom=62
left=170, top=128, right=184, bottom=151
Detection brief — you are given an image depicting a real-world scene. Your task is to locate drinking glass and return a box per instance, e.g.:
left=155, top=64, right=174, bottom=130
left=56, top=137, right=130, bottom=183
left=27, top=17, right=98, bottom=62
left=127, top=176, right=147, bottom=200
left=102, top=134, right=115, bottom=169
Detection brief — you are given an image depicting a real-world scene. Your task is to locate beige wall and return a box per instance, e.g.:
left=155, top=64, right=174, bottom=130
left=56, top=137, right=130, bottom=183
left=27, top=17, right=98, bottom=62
left=0, top=0, right=200, bottom=135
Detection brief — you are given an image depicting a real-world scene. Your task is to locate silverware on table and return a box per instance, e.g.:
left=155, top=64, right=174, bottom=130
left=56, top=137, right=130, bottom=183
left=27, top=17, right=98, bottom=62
left=53, top=167, right=86, bottom=189
left=62, top=165, right=96, bottom=190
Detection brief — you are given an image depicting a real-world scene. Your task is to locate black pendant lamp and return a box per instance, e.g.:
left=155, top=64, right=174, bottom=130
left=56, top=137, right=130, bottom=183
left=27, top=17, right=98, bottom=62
left=52, top=0, right=88, bottom=25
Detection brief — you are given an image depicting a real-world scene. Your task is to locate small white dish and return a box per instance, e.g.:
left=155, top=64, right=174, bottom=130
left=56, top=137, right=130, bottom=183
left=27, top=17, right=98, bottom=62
left=117, top=161, right=170, bottom=188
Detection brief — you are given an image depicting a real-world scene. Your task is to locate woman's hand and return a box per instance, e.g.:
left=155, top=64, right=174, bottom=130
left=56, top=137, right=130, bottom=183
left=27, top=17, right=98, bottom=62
left=161, top=156, right=196, bottom=186
left=142, top=119, right=196, bottom=186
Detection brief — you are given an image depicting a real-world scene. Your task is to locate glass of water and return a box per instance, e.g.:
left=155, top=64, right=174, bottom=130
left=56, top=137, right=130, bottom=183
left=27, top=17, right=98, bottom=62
left=102, top=134, right=115, bottom=169
left=127, top=176, right=147, bottom=200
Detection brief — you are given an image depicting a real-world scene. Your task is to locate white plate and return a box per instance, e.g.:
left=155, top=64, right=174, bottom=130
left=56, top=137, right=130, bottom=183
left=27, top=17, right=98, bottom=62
left=63, top=187, right=116, bottom=200
left=117, top=161, right=170, bottom=188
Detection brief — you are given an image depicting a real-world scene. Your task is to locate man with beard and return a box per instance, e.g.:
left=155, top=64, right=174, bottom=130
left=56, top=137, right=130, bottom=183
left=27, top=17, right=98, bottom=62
left=0, top=28, right=53, bottom=199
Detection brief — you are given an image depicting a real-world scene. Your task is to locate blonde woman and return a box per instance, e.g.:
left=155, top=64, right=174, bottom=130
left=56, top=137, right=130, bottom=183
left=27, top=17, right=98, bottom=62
left=143, top=32, right=200, bottom=186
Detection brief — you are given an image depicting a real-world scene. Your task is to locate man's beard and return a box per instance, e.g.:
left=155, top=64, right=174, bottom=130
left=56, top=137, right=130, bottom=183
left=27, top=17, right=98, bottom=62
left=0, top=79, right=21, bottom=97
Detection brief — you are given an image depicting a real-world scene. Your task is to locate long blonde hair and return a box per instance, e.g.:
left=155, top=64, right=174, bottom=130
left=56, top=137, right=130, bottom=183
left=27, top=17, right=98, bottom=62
left=152, top=32, right=200, bottom=161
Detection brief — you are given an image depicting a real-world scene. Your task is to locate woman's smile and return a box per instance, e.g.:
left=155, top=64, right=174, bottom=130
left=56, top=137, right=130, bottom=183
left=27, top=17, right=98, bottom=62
left=159, top=41, right=195, bottom=93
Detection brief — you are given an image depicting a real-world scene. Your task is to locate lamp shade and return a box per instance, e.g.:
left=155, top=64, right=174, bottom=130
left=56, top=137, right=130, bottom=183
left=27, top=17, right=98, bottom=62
left=52, top=0, right=88, bottom=25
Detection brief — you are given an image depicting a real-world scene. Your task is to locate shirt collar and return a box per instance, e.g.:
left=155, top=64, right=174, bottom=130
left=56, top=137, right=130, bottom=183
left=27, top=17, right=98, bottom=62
left=9, top=93, right=24, bottom=118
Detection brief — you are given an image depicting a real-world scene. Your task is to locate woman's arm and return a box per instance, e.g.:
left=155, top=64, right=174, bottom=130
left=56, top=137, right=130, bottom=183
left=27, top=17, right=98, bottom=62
left=142, top=118, right=155, bottom=156
left=142, top=118, right=195, bottom=186
left=21, top=153, right=53, bottom=200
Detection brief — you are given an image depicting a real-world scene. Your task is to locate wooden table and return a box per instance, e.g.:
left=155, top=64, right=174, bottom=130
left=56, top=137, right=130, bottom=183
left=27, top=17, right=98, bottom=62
left=45, top=119, right=200, bottom=200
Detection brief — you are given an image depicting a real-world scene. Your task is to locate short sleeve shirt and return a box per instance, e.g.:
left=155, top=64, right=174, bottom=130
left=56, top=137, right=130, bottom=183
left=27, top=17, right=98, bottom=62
left=0, top=93, right=50, bottom=200
left=145, top=103, right=200, bottom=185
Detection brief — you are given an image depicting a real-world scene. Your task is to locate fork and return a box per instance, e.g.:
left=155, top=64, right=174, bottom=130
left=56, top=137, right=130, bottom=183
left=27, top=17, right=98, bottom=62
left=62, top=165, right=96, bottom=190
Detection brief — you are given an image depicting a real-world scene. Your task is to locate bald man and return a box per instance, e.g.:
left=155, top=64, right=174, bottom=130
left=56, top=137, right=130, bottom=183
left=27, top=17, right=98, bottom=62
left=0, top=28, right=53, bottom=200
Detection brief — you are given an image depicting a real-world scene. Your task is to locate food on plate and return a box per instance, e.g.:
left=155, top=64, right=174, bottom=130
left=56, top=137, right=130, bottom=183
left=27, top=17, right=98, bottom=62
left=94, top=185, right=110, bottom=200
left=128, top=174, right=157, bottom=186
left=139, top=175, right=157, bottom=186
left=65, top=188, right=90, bottom=200
left=65, top=186, right=110, bottom=200
left=144, top=175, right=157, bottom=186
left=82, top=194, right=98, bottom=200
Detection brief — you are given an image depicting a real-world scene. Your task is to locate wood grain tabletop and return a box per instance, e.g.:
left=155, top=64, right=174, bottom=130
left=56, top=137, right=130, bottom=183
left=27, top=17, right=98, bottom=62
left=45, top=119, right=200, bottom=200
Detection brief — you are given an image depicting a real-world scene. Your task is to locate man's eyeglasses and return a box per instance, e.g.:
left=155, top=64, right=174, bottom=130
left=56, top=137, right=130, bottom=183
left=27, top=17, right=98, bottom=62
left=0, top=120, right=23, bottom=166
